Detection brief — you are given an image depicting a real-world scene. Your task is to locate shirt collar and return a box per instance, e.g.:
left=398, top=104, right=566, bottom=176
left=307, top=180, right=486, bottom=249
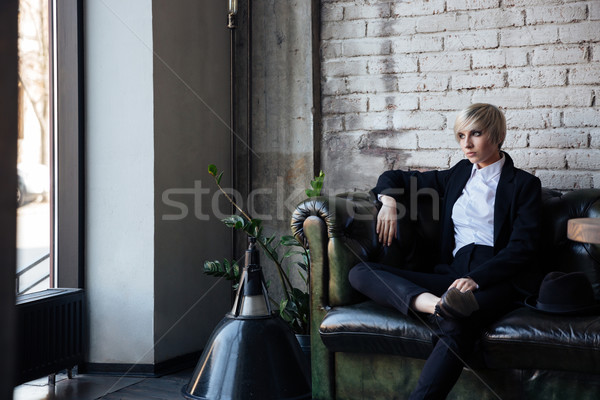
left=471, top=154, right=505, bottom=181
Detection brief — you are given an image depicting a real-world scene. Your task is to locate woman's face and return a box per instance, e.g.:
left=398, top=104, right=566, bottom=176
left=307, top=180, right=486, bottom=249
left=457, top=127, right=501, bottom=168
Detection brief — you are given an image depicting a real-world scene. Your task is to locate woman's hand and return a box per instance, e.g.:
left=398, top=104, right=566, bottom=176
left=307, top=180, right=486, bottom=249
left=377, top=195, right=397, bottom=246
left=449, top=277, right=478, bottom=292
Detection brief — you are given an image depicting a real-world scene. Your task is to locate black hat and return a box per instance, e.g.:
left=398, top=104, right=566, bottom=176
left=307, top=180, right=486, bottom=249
left=525, top=271, right=600, bottom=315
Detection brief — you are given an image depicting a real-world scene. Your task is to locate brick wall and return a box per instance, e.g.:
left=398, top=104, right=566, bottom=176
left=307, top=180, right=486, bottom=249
left=320, top=0, right=600, bottom=192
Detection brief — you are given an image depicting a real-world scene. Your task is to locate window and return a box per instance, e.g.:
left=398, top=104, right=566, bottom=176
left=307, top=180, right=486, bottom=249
left=16, top=0, right=51, bottom=294
left=16, top=0, right=84, bottom=294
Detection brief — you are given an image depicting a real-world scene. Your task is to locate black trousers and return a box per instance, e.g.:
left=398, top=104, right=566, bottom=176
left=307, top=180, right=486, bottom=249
left=348, top=243, right=515, bottom=400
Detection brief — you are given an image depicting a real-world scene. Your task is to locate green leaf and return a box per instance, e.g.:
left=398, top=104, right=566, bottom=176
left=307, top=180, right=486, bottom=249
left=216, top=171, right=224, bottom=185
left=280, top=235, right=302, bottom=247
left=222, top=215, right=245, bottom=229
left=203, top=259, right=241, bottom=289
left=247, top=219, right=263, bottom=237
left=296, top=262, right=308, bottom=272
left=208, top=164, right=218, bottom=177
left=305, top=170, right=325, bottom=197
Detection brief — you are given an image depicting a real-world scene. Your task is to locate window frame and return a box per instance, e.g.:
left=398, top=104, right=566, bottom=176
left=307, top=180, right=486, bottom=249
left=50, top=0, right=85, bottom=288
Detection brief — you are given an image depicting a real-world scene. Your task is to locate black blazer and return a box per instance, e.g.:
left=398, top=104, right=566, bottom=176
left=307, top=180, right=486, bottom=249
left=372, top=152, right=542, bottom=289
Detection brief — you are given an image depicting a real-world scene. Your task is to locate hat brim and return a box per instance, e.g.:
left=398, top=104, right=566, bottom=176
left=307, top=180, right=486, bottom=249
left=524, top=296, right=600, bottom=315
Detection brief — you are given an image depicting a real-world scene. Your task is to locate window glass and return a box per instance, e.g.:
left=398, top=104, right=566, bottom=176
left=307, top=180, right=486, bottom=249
left=16, top=0, right=51, bottom=295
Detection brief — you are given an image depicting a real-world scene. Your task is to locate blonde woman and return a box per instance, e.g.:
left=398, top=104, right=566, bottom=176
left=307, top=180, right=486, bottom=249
left=349, top=103, right=542, bottom=399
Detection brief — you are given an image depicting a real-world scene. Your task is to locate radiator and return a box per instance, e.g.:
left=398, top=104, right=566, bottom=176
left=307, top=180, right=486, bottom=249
left=15, top=288, right=85, bottom=385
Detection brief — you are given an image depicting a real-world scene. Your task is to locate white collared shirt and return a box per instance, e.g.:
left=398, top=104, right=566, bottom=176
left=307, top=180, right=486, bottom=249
left=452, top=155, right=505, bottom=256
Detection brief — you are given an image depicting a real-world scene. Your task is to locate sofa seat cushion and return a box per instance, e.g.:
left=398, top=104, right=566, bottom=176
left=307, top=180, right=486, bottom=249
left=483, top=307, right=600, bottom=374
left=319, top=301, right=433, bottom=359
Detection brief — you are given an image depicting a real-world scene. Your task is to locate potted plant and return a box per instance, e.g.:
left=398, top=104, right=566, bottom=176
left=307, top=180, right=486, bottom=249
left=203, top=165, right=324, bottom=339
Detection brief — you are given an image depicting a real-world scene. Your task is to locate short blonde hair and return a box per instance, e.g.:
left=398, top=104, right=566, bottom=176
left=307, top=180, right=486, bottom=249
left=454, top=103, right=506, bottom=149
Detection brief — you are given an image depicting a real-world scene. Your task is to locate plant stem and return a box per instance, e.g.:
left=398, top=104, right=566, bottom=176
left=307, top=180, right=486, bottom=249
left=256, top=239, right=292, bottom=301
left=215, top=182, right=252, bottom=221
left=214, top=177, right=292, bottom=301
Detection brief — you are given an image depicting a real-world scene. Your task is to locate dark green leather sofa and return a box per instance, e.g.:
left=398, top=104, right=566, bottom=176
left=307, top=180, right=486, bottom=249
left=291, top=188, right=600, bottom=400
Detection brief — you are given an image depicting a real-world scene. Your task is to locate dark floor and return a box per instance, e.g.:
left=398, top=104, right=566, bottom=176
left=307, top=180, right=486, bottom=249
left=14, top=369, right=193, bottom=400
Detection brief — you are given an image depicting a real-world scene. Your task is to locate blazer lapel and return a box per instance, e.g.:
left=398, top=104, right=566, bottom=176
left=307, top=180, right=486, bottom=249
left=494, top=152, right=516, bottom=246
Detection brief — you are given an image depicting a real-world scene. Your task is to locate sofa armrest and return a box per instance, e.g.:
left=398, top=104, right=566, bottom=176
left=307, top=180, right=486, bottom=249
left=291, top=192, right=380, bottom=400
left=291, top=193, right=380, bottom=307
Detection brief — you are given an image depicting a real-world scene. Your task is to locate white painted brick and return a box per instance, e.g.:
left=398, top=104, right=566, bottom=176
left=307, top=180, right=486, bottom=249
left=451, top=70, right=505, bottom=90
left=419, top=53, right=471, bottom=72
left=594, top=44, right=600, bottom=62
left=346, top=112, right=393, bottom=131
left=446, top=30, right=498, bottom=51
left=569, top=64, right=600, bottom=85
left=505, top=109, right=556, bottom=129
left=564, top=108, right=600, bottom=127
left=367, top=19, right=416, bottom=37
left=323, top=59, right=368, bottom=77
left=591, top=2, right=600, bottom=20
left=509, top=149, right=567, bottom=169
left=372, top=131, right=419, bottom=150
left=531, top=45, right=588, bottom=66
left=420, top=92, right=473, bottom=111
left=530, top=87, right=593, bottom=108
left=471, top=88, right=531, bottom=108
left=368, top=94, right=419, bottom=112
left=322, top=21, right=366, bottom=40
left=472, top=48, right=528, bottom=69
left=526, top=4, right=587, bottom=25
left=322, top=77, right=347, bottom=96
left=469, top=8, right=524, bottom=29
left=447, top=0, right=499, bottom=12
left=590, top=129, right=600, bottom=148
left=392, top=0, right=445, bottom=17
left=529, top=129, right=590, bottom=149
left=322, top=95, right=368, bottom=114
left=415, top=13, right=470, bottom=33
left=559, top=22, right=600, bottom=44
left=504, top=0, right=580, bottom=6
left=535, top=170, right=593, bottom=190
left=392, top=111, right=446, bottom=130
left=507, top=67, right=567, bottom=87
left=368, top=55, right=419, bottom=74
left=321, top=4, right=343, bottom=22
left=322, top=42, right=343, bottom=59
left=397, top=73, right=450, bottom=92
left=500, top=25, right=558, bottom=47
left=502, top=130, right=528, bottom=149
left=343, top=39, right=392, bottom=57
left=344, top=3, right=391, bottom=20
left=346, top=75, right=397, bottom=94
left=594, top=173, right=600, bottom=189
left=550, top=110, right=563, bottom=128
left=322, top=115, right=344, bottom=133
left=566, top=150, right=600, bottom=169
left=417, top=131, right=461, bottom=149
left=405, top=150, right=452, bottom=169
left=392, top=34, right=444, bottom=54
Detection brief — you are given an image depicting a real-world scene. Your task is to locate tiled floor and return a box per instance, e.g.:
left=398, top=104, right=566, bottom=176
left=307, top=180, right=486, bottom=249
left=14, top=369, right=193, bottom=400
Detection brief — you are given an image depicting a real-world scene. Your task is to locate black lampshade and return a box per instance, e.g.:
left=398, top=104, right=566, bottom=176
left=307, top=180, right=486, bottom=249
left=182, top=238, right=311, bottom=399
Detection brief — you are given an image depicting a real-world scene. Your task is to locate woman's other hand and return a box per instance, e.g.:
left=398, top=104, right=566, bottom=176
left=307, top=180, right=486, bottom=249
left=377, top=195, right=397, bottom=246
left=449, top=277, right=478, bottom=292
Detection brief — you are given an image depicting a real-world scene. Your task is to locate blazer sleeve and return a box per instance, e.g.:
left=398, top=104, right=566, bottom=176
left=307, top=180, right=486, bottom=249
left=371, top=161, right=466, bottom=201
left=466, top=173, right=542, bottom=289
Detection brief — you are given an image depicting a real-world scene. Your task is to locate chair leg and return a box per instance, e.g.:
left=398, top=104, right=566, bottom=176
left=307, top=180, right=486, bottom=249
left=48, top=373, right=56, bottom=386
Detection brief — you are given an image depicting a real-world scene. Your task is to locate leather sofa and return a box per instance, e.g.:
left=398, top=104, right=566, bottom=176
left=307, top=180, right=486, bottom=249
left=291, top=188, right=600, bottom=400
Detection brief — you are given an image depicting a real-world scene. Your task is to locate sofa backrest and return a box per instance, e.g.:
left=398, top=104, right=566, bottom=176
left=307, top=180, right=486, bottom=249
left=539, top=188, right=600, bottom=298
